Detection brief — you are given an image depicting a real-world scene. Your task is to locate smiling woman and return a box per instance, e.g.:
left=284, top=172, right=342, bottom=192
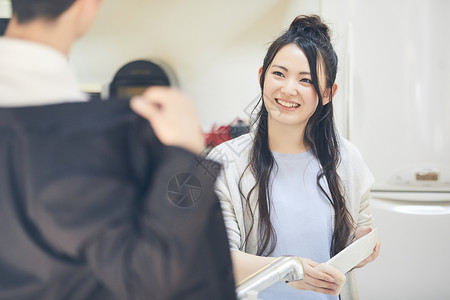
left=207, top=15, right=380, bottom=300
left=261, top=43, right=329, bottom=130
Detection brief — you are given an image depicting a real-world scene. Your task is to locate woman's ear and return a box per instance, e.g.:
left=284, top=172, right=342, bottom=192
left=322, top=83, right=338, bottom=105
left=258, top=67, right=263, bottom=88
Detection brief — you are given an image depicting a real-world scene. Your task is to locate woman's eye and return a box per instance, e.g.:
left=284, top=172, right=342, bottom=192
left=300, top=78, right=313, bottom=84
left=273, top=71, right=284, bottom=77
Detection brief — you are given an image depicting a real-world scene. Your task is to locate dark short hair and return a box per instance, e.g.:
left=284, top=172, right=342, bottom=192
left=11, top=0, right=77, bottom=23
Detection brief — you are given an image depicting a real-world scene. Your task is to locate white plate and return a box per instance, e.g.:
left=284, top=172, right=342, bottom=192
left=326, top=228, right=378, bottom=274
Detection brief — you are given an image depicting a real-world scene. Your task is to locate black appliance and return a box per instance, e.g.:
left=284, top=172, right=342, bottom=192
left=109, top=59, right=178, bottom=98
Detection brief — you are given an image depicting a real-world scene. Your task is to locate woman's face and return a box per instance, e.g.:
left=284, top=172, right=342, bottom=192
left=261, top=44, right=328, bottom=129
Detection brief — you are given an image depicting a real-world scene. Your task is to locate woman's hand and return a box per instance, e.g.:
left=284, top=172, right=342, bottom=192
left=288, top=258, right=346, bottom=296
left=354, top=226, right=381, bottom=268
left=130, top=87, right=205, bottom=155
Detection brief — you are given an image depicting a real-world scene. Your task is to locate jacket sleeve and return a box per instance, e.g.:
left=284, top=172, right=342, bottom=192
left=338, top=137, right=375, bottom=229
left=207, top=146, right=242, bottom=252
left=356, top=189, right=374, bottom=228
left=352, top=146, right=375, bottom=228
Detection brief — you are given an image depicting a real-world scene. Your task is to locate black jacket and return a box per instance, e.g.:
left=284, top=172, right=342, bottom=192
left=0, top=100, right=236, bottom=300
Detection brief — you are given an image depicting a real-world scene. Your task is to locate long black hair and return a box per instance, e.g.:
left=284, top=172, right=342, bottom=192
left=239, top=15, right=354, bottom=257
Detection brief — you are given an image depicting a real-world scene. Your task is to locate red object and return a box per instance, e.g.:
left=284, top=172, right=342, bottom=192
left=204, top=125, right=231, bottom=148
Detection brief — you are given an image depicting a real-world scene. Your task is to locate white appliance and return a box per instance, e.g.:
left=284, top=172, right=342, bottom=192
left=323, top=0, right=450, bottom=299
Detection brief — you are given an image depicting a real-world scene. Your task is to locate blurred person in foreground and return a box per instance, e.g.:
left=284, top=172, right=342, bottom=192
left=0, top=0, right=236, bottom=299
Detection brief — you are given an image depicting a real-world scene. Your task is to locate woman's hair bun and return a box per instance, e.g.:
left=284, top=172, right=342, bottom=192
left=288, top=14, right=331, bottom=41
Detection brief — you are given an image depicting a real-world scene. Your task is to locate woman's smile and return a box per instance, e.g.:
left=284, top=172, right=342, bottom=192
left=262, top=44, right=320, bottom=127
left=275, top=98, right=301, bottom=110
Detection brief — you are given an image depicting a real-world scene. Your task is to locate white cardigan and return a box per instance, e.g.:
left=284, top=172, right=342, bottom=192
left=207, top=133, right=375, bottom=300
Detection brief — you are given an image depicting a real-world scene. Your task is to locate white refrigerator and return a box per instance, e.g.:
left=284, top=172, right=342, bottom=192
left=322, top=0, right=450, bottom=299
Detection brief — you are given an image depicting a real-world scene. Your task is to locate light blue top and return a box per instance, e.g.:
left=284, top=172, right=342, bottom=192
left=259, top=150, right=338, bottom=300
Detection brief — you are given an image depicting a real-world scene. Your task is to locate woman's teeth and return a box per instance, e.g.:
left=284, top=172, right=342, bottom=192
left=276, top=99, right=300, bottom=108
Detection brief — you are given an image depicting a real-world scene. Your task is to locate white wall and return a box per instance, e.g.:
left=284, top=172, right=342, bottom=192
left=316, top=0, right=354, bottom=136
left=0, top=0, right=11, bottom=18
left=70, top=0, right=320, bottom=130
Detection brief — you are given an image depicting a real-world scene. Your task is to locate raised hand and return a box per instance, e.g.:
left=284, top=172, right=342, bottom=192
left=131, top=87, right=205, bottom=155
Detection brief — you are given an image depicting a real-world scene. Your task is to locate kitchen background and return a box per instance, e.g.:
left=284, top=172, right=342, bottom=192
left=1, top=0, right=449, bottom=299
left=72, top=0, right=323, bottom=131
